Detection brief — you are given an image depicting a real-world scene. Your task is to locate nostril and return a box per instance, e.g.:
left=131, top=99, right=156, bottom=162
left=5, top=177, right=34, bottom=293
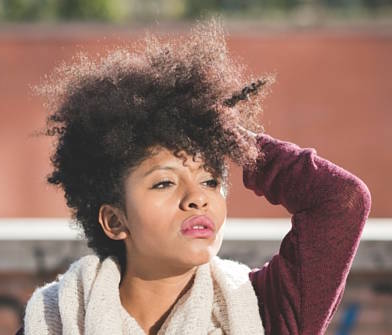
left=181, top=191, right=208, bottom=210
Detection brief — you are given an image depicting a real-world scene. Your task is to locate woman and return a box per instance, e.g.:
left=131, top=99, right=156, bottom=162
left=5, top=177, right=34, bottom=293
left=19, top=19, right=371, bottom=334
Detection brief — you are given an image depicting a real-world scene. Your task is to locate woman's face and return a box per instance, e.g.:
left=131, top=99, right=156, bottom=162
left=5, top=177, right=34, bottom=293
left=122, top=146, right=227, bottom=273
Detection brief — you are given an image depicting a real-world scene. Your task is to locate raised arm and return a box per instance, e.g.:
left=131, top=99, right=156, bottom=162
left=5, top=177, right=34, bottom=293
left=244, top=134, right=371, bottom=335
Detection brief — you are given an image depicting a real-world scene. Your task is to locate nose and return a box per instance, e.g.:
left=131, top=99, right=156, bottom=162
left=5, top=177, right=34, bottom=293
left=180, top=183, right=208, bottom=211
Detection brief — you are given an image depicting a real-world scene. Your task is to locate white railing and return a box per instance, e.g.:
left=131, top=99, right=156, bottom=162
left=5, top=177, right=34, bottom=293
left=0, top=218, right=390, bottom=241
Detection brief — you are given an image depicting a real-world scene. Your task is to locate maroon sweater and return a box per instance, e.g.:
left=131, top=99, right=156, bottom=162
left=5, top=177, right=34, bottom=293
left=245, top=134, right=371, bottom=335
left=16, top=134, right=371, bottom=335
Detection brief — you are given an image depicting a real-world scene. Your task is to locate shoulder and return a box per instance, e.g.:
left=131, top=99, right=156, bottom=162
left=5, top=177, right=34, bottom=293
left=210, top=256, right=252, bottom=286
left=24, top=280, right=61, bottom=334
left=23, top=255, right=101, bottom=334
left=211, top=256, right=251, bottom=272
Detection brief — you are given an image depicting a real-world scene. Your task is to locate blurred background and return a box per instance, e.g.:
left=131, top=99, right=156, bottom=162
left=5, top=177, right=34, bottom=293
left=0, top=0, right=391, bottom=334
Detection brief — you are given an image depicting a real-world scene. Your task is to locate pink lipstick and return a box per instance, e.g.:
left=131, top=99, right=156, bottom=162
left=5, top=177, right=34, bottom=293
left=180, top=215, right=215, bottom=238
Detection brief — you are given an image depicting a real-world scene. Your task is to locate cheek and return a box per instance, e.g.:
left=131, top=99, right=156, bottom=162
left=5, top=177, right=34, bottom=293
left=126, top=190, right=174, bottom=225
left=127, top=216, right=171, bottom=257
left=127, top=201, right=177, bottom=244
left=214, top=194, right=227, bottom=223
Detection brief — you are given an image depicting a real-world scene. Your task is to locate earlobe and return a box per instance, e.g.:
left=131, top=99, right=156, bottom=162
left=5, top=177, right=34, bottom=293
left=98, top=204, right=129, bottom=241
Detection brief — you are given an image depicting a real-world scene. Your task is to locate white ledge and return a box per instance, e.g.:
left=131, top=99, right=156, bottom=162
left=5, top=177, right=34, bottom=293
left=0, top=218, right=390, bottom=241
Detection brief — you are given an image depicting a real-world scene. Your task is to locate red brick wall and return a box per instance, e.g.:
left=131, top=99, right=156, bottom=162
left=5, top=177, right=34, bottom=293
left=0, top=25, right=390, bottom=218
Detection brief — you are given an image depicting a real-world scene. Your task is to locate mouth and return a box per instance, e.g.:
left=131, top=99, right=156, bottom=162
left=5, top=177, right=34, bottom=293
left=180, top=215, right=216, bottom=239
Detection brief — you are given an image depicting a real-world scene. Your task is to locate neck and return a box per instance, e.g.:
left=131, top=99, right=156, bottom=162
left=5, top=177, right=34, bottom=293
left=119, top=257, right=197, bottom=334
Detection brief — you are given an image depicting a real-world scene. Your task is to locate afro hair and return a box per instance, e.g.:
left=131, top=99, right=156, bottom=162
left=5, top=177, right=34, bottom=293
left=34, top=17, right=275, bottom=267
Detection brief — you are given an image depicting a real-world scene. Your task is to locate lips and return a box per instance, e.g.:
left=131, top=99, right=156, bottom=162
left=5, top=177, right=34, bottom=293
left=180, top=215, right=216, bottom=238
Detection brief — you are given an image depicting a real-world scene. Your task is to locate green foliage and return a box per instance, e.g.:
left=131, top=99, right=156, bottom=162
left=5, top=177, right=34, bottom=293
left=184, top=0, right=219, bottom=18
left=0, top=0, right=119, bottom=21
left=184, top=0, right=300, bottom=18
left=1, top=0, right=55, bottom=20
left=361, top=0, right=392, bottom=9
left=0, top=0, right=391, bottom=22
left=260, top=0, right=300, bottom=11
left=57, top=0, right=113, bottom=20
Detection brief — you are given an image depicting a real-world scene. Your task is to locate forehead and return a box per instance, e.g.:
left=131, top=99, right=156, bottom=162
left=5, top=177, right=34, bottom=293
left=134, top=146, right=207, bottom=175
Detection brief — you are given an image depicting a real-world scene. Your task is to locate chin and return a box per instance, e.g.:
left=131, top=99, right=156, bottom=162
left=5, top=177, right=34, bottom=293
left=171, top=232, right=223, bottom=269
left=181, top=239, right=222, bottom=267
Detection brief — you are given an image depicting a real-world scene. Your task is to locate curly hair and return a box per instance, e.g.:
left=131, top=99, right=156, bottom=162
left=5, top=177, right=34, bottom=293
left=34, top=18, right=274, bottom=266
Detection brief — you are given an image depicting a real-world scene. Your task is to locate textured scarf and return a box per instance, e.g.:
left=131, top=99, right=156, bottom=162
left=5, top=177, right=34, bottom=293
left=24, top=255, right=264, bottom=334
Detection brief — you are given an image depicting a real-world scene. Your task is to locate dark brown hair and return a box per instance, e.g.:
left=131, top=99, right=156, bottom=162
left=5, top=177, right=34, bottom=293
left=35, top=18, right=274, bottom=265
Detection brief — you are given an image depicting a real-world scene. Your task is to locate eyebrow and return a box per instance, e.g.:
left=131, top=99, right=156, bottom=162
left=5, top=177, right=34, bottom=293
left=143, top=164, right=203, bottom=178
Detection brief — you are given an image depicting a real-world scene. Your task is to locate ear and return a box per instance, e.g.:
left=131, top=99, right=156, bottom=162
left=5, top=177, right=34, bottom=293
left=98, top=204, right=129, bottom=241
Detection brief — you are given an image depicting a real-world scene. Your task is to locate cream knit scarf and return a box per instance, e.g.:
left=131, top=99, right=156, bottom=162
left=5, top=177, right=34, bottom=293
left=24, top=255, right=264, bottom=334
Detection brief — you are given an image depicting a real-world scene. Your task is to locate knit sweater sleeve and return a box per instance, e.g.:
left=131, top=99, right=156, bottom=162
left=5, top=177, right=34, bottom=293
left=244, top=134, right=371, bottom=335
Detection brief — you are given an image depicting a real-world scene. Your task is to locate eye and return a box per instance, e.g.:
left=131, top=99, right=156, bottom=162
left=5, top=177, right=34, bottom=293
left=203, top=178, right=220, bottom=188
left=152, top=180, right=174, bottom=189
left=152, top=178, right=220, bottom=190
